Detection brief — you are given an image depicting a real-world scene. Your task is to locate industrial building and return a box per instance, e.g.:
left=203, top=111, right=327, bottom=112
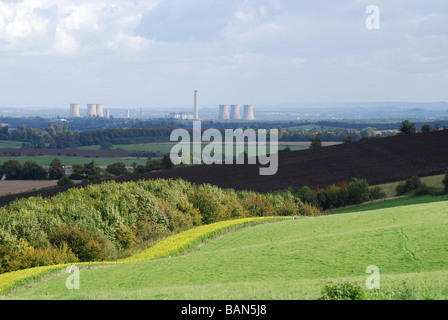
left=69, top=104, right=81, bottom=118
left=218, top=105, right=230, bottom=120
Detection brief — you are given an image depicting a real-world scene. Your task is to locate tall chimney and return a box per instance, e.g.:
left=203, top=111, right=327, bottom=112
left=194, top=90, right=199, bottom=120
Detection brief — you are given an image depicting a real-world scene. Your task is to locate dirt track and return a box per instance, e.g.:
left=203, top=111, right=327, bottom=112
left=0, top=130, right=447, bottom=207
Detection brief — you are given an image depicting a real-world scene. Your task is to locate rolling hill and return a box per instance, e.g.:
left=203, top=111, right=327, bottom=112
left=6, top=197, right=448, bottom=300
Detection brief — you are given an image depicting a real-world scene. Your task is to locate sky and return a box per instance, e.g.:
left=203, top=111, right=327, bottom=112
left=0, top=0, right=447, bottom=109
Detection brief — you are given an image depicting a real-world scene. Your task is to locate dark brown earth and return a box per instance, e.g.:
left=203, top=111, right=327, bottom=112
left=1, top=130, right=447, bottom=207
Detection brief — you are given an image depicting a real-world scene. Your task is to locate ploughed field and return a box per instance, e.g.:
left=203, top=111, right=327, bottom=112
left=6, top=196, right=448, bottom=300
left=1, top=130, right=448, bottom=207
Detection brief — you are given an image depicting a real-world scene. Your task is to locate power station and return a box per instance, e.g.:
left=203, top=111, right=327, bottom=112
left=96, top=104, right=104, bottom=118
left=230, top=105, right=241, bottom=120
left=218, top=105, right=230, bottom=120
left=69, top=104, right=80, bottom=118
left=87, top=104, right=97, bottom=117
left=243, top=105, right=255, bottom=121
left=217, top=104, right=254, bottom=120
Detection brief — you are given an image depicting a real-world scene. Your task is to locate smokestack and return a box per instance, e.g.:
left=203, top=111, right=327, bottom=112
left=230, top=105, right=241, bottom=120
left=69, top=104, right=80, bottom=118
left=96, top=104, right=104, bottom=118
left=87, top=104, right=97, bottom=117
left=194, top=90, right=199, bottom=120
left=218, top=105, right=230, bottom=120
left=106, top=109, right=110, bottom=119
left=126, top=109, right=130, bottom=119
left=243, top=105, right=255, bottom=121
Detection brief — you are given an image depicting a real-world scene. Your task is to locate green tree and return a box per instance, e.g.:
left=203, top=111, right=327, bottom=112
left=49, top=157, right=65, bottom=180
left=106, top=162, right=129, bottom=176
left=310, top=136, right=322, bottom=149
left=22, top=161, right=48, bottom=180
left=0, top=159, right=23, bottom=180
left=344, top=135, right=353, bottom=143
left=420, top=124, right=431, bottom=133
left=399, top=120, right=416, bottom=134
left=161, top=154, right=175, bottom=169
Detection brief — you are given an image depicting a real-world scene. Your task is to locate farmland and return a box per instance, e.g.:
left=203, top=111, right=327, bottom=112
left=4, top=195, right=448, bottom=300
left=0, top=156, right=147, bottom=167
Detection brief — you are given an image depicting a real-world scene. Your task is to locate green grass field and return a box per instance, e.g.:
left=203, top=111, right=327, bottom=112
left=0, top=156, right=147, bottom=167
left=0, top=140, right=23, bottom=149
left=78, top=143, right=306, bottom=154
left=5, top=195, right=448, bottom=300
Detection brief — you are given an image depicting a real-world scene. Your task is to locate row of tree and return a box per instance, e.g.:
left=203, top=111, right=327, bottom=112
left=0, top=158, right=65, bottom=180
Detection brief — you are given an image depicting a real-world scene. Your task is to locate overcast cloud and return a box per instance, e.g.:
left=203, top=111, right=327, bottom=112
left=0, top=0, right=447, bottom=109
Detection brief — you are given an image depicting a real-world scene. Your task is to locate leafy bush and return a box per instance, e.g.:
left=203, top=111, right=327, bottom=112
left=396, top=176, right=425, bottom=196
left=370, top=186, right=386, bottom=200
left=57, top=176, right=74, bottom=187
left=443, top=171, right=448, bottom=192
left=0, top=239, right=77, bottom=274
left=319, top=282, right=365, bottom=300
left=295, top=186, right=317, bottom=205
left=115, top=225, right=137, bottom=249
left=49, top=226, right=107, bottom=262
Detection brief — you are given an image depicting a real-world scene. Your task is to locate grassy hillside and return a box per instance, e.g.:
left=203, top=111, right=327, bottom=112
left=6, top=196, right=448, bottom=300
left=373, top=174, right=445, bottom=198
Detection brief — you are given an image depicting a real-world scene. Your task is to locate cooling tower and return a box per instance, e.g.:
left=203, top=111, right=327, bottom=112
left=106, top=109, right=110, bottom=119
left=69, top=104, right=80, bottom=118
left=194, top=90, right=199, bottom=120
left=218, top=105, right=230, bottom=120
left=126, top=109, right=130, bottom=119
left=87, top=104, right=97, bottom=117
left=243, top=105, right=255, bottom=121
left=96, top=104, right=104, bottom=118
left=230, top=105, right=241, bottom=120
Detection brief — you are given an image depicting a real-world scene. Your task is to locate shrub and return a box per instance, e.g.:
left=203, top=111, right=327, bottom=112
left=310, top=136, right=322, bottom=149
left=22, top=161, right=48, bottom=180
left=443, top=171, right=448, bottom=192
left=115, top=225, right=138, bottom=249
left=49, top=226, right=107, bottom=262
left=57, top=176, right=74, bottom=187
left=370, top=186, right=386, bottom=200
left=295, top=186, right=317, bottom=205
left=106, top=162, right=129, bottom=176
left=319, top=282, right=365, bottom=300
left=396, top=176, right=423, bottom=196
left=1, top=239, right=77, bottom=274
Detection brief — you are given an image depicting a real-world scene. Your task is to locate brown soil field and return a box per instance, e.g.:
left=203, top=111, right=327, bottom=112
left=0, top=130, right=447, bottom=207
left=0, top=180, right=58, bottom=196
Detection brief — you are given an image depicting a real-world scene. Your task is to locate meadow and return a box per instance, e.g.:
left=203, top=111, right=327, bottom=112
left=5, top=195, right=448, bottom=300
left=0, top=156, right=148, bottom=167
